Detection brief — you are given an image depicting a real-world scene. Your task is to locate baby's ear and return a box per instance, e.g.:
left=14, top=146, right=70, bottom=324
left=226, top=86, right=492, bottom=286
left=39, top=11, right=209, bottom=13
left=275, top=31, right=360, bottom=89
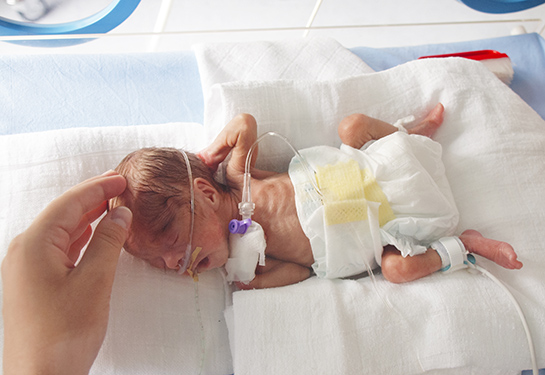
left=194, top=177, right=221, bottom=208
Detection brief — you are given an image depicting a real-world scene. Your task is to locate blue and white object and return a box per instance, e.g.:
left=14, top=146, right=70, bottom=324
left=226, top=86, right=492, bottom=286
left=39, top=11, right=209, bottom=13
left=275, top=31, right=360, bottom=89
left=0, top=0, right=140, bottom=46
left=459, top=0, right=545, bottom=13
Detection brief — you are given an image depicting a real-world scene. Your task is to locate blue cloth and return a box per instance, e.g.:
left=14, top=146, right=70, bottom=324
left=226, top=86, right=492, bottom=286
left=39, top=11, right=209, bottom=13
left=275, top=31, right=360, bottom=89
left=0, top=51, right=203, bottom=134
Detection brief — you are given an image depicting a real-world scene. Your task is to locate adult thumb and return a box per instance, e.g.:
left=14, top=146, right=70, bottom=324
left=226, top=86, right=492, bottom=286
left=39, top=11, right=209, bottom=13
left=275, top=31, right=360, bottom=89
left=77, top=206, right=132, bottom=283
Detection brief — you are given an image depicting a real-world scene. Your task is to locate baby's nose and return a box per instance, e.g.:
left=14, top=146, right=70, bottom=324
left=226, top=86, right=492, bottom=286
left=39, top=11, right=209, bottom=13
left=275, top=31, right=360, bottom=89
left=163, top=252, right=183, bottom=270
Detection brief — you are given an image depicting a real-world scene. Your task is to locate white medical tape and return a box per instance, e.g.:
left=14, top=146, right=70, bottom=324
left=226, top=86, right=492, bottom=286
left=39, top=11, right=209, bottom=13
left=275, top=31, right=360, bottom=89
left=392, top=115, right=415, bottom=133
left=430, top=236, right=469, bottom=274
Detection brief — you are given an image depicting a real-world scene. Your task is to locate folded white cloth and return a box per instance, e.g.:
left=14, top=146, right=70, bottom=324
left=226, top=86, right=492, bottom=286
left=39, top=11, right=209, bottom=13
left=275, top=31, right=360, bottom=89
left=195, top=50, right=545, bottom=374
left=194, top=36, right=374, bottom=98
left=194, top=36, right=375, bottom=150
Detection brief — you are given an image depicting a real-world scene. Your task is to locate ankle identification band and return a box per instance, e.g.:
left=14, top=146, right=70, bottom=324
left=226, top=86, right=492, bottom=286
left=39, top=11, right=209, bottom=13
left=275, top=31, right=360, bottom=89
left=431, top=236, right=475, bottom=273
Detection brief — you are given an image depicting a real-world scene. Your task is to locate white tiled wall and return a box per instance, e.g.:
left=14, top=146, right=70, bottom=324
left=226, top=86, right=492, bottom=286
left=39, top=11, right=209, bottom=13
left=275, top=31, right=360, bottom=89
left=0, top=0, right=544, bottom=53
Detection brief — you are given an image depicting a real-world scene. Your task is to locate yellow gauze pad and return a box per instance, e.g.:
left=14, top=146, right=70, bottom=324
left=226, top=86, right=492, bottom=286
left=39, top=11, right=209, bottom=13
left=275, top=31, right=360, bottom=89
left=186, top=247, right=202, bottom=282
left=315, top=160, right=395, bottom=226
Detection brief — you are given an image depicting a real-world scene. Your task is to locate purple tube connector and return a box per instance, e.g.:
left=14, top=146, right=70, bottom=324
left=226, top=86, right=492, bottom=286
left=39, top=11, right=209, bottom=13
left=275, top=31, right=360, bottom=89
left=229, top=218, right=252, bottom=234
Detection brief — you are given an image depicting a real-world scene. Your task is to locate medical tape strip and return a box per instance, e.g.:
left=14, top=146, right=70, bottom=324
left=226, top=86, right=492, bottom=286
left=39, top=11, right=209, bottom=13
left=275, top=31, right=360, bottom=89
left=315, top=160, right=395, bottom=227
left=430, top=237, right=469, bottom=273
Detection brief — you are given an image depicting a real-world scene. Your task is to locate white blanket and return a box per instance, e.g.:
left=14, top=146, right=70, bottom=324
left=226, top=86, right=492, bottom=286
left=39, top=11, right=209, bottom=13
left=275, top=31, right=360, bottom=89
left=195, top=40, right=545, bottom=374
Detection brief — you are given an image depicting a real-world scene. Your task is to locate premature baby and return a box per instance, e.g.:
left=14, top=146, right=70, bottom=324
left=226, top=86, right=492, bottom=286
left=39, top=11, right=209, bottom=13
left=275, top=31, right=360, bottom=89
left=110, top=104, right=522, bottom=289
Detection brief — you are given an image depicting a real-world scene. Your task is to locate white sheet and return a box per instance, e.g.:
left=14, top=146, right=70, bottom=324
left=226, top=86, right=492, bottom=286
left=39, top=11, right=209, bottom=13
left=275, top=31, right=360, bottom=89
left=0, top=123, right=235, bottom=375
left=197, top=53, right=545, bottom=373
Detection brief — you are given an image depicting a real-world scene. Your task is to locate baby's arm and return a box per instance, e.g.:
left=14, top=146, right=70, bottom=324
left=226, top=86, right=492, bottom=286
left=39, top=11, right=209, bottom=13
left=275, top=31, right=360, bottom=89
left=198, top=114, right=258, bottom=179
left=338, top=103, right=444, bottom=149
left=236, top=258, right=312, bottom=290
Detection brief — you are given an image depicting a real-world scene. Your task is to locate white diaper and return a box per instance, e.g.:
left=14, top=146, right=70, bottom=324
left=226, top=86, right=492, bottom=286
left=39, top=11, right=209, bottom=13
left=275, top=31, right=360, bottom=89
left=288, top=131, right=459, bottom=279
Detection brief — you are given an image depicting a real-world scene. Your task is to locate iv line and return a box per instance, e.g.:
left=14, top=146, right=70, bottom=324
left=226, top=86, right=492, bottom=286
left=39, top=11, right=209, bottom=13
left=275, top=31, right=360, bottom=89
left=239, top=131, right=322, bottom=220
left=193, top=280, right=206, bottom=375
left=468, top=263, right=538, bottom=375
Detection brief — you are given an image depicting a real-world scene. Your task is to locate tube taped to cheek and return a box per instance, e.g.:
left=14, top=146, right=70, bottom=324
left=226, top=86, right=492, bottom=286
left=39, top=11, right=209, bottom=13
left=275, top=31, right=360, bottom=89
left=225, top=221, right=266, bottom=284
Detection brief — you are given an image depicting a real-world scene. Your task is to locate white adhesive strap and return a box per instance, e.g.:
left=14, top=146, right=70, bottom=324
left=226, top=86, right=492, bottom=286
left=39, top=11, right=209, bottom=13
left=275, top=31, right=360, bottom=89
left=430, top=236, right=469, bottom=273
left=226, top=221, right=267, bottom=284
left=392, top=115, right=415, bottom=133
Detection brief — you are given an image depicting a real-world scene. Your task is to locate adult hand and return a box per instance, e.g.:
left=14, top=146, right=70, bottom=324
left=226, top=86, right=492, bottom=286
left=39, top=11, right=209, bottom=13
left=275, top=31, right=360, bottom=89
left=2, top=171, right=132, bottom=375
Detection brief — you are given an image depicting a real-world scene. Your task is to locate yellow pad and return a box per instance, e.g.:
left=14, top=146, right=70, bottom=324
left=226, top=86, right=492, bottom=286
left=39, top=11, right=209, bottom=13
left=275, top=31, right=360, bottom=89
left=186, top=247, right=202, bottom=282
left=361, top=169, right=396, bottom=227
left=315, top=160, right=395, bottom=226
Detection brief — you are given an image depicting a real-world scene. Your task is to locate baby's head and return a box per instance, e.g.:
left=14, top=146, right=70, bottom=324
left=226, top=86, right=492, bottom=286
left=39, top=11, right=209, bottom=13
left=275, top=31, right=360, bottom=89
left=111, top=147, right=230, bottom=271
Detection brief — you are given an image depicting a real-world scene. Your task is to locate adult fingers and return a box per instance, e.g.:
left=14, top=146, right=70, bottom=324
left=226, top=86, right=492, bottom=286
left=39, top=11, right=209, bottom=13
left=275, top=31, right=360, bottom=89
left=68, top=225, right=93, bottom=265
left=36, top=174, right=127, bottom=240
left=68, top=201, right=109, bottom=249
left=75, top=206, right=132, bottom=285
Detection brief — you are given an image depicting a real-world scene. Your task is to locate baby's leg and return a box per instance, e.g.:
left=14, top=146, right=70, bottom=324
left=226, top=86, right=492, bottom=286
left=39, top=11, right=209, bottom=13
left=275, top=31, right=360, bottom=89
left=407, top=103, right=444, bottom=138
left=459, top=229, right=523, bottom=270
left=381, top=230, right=522, bottom=284
left=381, top=246, right=443, bottom=283
left=337, top=113, right=398, bottom=149
left=338, top=103, right=445, bottom=149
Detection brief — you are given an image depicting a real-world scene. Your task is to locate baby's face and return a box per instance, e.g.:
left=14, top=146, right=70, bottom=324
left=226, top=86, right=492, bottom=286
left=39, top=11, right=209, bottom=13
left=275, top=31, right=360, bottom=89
left=185, top=207, right=230, bottom=275
left=128, top=208, right=230, bottom=276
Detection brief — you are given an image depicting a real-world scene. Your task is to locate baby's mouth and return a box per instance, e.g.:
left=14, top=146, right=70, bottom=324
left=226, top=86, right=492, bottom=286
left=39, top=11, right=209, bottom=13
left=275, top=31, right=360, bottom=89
left=195, top=256, right=210, bottom=271
left=187, top=255, right=211, bottom=282
left=186, top=247, right=203, bottom=281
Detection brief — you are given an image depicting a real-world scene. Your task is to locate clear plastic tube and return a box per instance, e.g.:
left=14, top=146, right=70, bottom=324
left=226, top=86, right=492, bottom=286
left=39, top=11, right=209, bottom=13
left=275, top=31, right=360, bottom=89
left=240, top=131, right=321, bottom=219
left=468, top=263, right=538, bottom=375
left=177, top=149, right=195, bottom=274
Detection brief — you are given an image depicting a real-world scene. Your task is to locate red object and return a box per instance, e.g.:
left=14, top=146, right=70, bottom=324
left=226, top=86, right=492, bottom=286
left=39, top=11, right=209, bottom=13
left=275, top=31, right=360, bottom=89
left=419, top=50, right=509, bottom=61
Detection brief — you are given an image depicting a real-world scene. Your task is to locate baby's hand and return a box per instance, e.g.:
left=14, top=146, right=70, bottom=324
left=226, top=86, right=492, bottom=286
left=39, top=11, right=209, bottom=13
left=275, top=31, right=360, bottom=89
left=197, top=149, right=222, bottom=171
left=200, top=114, right=258, bottom=184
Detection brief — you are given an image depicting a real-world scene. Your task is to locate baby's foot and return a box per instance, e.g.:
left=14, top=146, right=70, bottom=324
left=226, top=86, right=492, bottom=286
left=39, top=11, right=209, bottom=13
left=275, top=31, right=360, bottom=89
left=408, top=103, right=444, bottom=138
left=459, top=229, right=523, bottom=270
